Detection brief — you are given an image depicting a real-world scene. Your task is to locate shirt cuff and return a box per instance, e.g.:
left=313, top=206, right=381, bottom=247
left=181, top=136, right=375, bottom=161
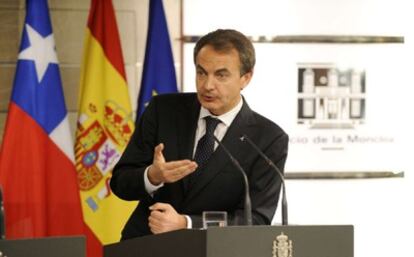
left=144, top=166, right=164, bottom=195
left=184, top=215, right=192, bottom=229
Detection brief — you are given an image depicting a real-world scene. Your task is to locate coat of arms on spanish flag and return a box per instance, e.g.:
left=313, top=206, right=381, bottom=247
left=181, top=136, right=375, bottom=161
left=75, top=0, right=136, bottom=254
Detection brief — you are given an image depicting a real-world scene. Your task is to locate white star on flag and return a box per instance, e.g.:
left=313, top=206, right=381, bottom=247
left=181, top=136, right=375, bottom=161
left=18, top=24, right=58, bottom=83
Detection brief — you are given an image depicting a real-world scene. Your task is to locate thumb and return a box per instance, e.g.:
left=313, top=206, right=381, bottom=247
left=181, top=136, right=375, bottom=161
left=154, top=143, right=165, bottom=163
left=149, top=202, right=172, bottom=212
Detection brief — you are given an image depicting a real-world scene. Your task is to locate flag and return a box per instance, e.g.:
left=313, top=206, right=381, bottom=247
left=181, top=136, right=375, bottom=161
left=137, top=0, right=178, bottom=119
left=0, top=0, right=84, bottom=239
left=75, top=0, right=136, bottom=254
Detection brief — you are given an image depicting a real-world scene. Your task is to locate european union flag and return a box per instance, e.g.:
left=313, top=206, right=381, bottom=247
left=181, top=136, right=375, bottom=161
left=137, top=0, right=178, bottom=121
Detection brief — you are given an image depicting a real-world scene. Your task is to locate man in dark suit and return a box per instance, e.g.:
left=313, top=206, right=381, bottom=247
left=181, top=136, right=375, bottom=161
left=110, top=29, right=289, bottom=240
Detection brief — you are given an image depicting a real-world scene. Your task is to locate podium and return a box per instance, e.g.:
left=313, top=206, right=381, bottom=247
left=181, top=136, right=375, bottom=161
left=104, top=225, right=353, bottom=257
left=0, top=236, right=85, bottom=257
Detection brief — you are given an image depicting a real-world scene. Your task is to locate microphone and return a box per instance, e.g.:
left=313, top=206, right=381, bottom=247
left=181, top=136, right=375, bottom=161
left=213, top=136, right=252, bottom=226
left=240, top=134, right=288, bottom=225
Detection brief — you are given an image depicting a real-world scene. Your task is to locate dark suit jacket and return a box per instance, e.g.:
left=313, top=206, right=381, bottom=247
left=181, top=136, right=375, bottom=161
left=110, top=93, right=289, bottom=240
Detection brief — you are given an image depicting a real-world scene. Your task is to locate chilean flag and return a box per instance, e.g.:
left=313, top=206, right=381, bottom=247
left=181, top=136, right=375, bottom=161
left=0, top=0, right=84, bottom=238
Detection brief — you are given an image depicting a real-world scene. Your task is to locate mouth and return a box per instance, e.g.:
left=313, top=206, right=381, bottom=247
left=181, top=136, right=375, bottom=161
left=201, top=94, right=215, bottom=102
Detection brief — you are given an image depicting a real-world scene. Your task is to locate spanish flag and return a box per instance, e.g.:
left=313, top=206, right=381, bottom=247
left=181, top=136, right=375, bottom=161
left=75, top=0, right=136, bottom=256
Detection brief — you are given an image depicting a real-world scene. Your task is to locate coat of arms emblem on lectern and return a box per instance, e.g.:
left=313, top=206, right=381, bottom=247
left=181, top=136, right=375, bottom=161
left=272, top=232, right=293, bottom=257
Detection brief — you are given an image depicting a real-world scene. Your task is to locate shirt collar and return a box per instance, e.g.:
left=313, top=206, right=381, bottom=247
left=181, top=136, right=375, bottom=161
left=199, top=97, right=243, bottom=127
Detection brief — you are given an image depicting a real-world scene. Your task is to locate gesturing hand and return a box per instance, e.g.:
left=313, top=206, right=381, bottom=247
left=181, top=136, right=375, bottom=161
left=148, top=143, right=198, bottom=185
left=148, top=203, right=187, bottom=234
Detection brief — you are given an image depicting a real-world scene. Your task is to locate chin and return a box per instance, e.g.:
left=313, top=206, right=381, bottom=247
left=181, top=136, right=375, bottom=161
left=201, top=101, right=214, bottom=109
left=200, top=102, right=219, bottom=115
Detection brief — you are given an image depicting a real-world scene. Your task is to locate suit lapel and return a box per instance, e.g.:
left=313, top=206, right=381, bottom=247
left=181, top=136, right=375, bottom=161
left=176, top=95, right=200, bottom=192
left=183, top=100, right=256, bottom=205
left=176, top=95, right=200, bottom=159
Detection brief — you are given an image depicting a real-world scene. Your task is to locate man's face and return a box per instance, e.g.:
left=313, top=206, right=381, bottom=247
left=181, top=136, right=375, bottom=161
left=195, top=45, right=252, bottom=116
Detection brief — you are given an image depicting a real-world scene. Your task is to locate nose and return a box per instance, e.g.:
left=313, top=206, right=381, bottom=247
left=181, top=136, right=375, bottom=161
left=203, top=76, right=215, bottom=91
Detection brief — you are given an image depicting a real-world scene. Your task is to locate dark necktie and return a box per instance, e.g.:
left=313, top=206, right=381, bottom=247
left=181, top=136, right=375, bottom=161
left=193, top=116, right=221, bottom=167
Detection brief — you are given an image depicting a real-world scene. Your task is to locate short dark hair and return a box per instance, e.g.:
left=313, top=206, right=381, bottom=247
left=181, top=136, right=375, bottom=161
left=193, top=29, right=255, bottom=76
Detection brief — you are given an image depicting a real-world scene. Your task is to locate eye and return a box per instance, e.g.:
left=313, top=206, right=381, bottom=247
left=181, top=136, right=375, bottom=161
left=216, top=72, right=229, bottom=80
left=196, top=69, right=206, bottom=76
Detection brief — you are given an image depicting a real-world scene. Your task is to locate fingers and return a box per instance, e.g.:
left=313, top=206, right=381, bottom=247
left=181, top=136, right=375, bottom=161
left=148, top=207, right=163, bottom=234
left=148, top=203, right=186, bottom=234
left=150, top=143, right=198, bottom=184
left=149, top=160, right=197, bottom=185
left=149, top=202, right=171, bottom=212
left=153, top=161, right=197, bottom=183
left=148, top=214, right=162, bottom=234
left=166, top=164, right=197, bottom=182
left=162, top=160, right=198, bottom=180
left=148, top=203, right=172, bottom=234
left=164, top=159, right=198, bottom=170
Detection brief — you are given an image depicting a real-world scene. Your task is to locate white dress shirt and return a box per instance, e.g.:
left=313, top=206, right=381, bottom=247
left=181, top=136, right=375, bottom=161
left=193, top=98, right=243, bottom=156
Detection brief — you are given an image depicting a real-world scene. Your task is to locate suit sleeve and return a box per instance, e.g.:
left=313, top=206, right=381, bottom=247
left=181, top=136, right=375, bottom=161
left=110, top=98, right=159, bottom=201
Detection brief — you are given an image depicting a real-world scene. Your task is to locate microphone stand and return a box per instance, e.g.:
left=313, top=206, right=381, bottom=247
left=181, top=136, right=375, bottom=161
left=214, top=136, right=252, bottom=226
left=240, top=135, right=288, bottom=225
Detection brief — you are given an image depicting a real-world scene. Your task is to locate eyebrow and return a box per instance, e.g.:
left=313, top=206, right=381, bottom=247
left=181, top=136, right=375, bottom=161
left=196, top=64, right=207, bottom=73
left=196, top=65, right=230, bottom=74
left=215, top=68, right=230, bottom=74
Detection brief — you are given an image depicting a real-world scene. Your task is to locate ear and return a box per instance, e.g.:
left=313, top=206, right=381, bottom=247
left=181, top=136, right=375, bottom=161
left=240, top=70, right=253, bottom=90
